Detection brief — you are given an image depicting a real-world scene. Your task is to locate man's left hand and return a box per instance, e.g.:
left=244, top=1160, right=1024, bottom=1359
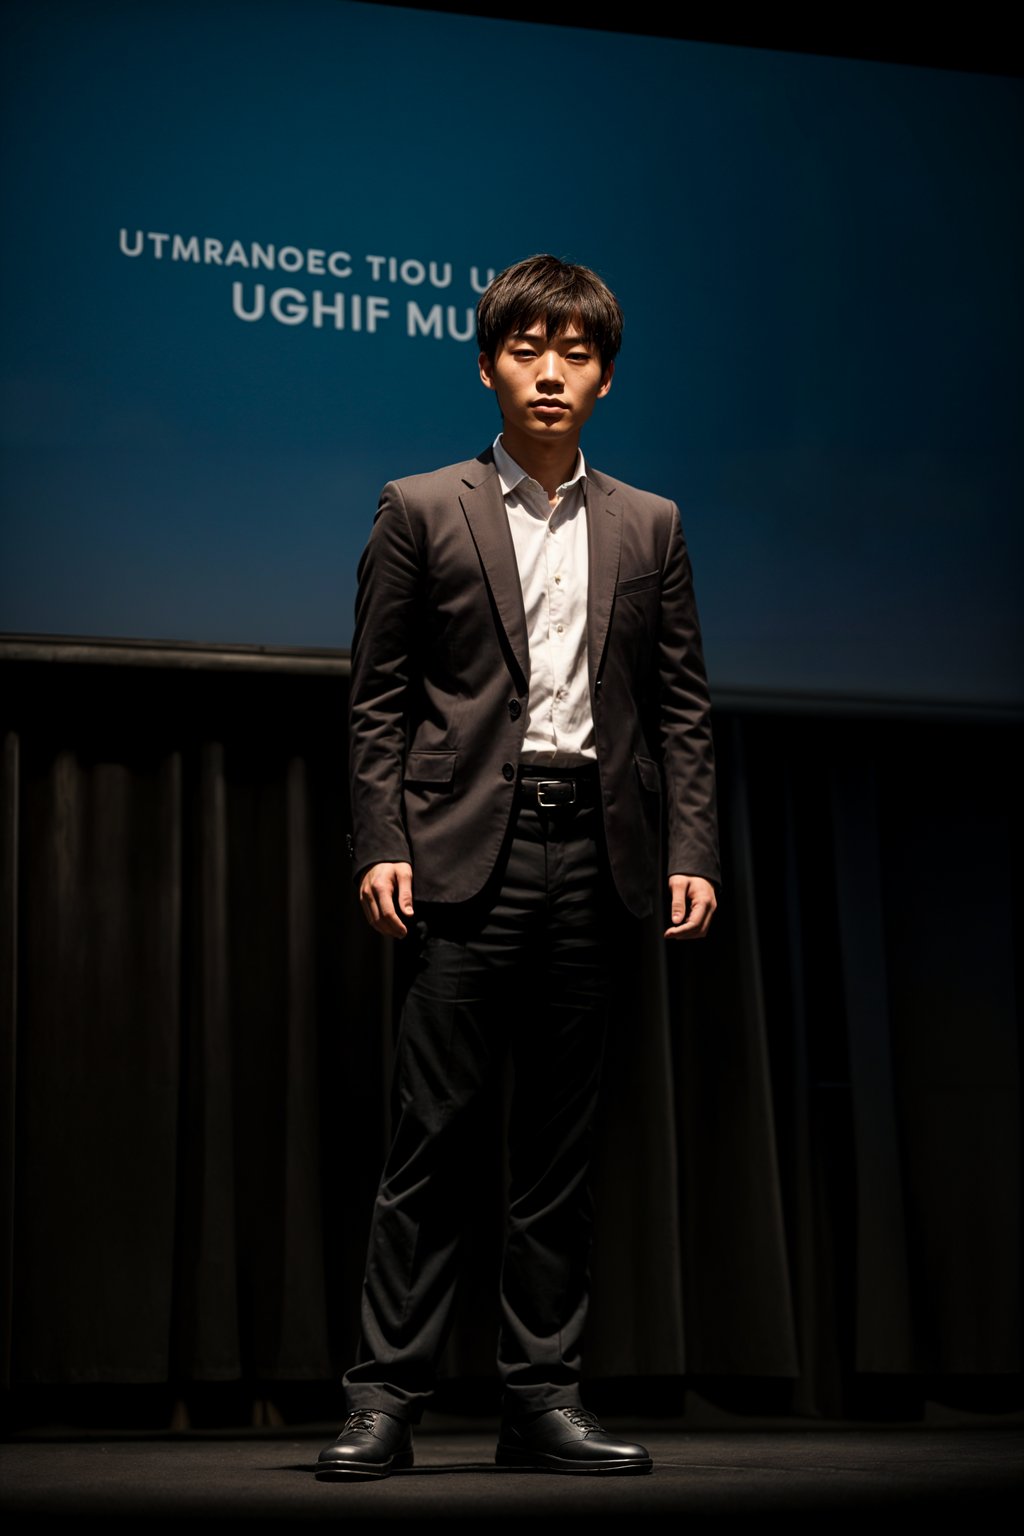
left=664, top=874, right=717, bottom=940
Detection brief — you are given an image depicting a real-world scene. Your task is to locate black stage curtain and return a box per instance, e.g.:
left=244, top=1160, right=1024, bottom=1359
left=1, top=645, right=1020, bottom=1425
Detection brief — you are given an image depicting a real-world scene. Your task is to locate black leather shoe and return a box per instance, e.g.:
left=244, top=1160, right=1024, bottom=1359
left=495, top=1407, right=653, bottom=1474
left=316, top=1409, right=414, bottom=1479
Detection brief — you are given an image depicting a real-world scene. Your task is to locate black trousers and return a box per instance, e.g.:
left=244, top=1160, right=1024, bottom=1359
left=343, top=785, right=620, bottom=1421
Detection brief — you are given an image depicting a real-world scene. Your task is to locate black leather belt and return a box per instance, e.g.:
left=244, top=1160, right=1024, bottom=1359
left=517, top=766, right=599, bottom=808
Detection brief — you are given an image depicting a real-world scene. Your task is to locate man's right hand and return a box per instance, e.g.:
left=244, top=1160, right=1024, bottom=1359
left=359, top=861, right=414, bottom=938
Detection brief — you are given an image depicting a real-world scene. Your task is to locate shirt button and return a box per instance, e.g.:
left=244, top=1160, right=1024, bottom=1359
left=554, top=574, right=561, bottom=584
left=508, top=699, right=521, bottom=720
left=502, top=762, right=515, bottom=781
left=556, top=624, right=564, bottom=634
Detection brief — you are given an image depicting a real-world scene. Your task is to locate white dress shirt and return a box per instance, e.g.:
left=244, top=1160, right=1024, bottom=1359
left=492, top=434, right=596, bottom=767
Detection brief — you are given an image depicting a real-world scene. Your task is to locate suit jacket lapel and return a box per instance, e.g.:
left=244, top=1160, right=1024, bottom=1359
left=460, top=456, right=531, bottom=691
left=586, top=472, right=621, bottom=689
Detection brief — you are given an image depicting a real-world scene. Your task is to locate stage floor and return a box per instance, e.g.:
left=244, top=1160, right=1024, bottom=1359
left=2, top=1423, right=1021, bottom=1525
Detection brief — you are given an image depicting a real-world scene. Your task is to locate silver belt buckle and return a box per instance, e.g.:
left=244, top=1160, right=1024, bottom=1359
left=537, top=778, right=575, bottom=808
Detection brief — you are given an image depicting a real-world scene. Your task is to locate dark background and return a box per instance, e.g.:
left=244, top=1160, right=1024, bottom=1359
left=393, top=6, right=1022, bottom=76
left=1, top=6, right=1021, bottom=1433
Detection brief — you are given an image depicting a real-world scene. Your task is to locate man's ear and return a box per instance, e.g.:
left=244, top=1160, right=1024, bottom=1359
left=597, top=359, right=615, bottom=399
left=479, top=351, right=496, bottom=390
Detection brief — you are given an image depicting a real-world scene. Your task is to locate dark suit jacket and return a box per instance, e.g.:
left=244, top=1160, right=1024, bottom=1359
left=348, top=447, right=719, bottom=918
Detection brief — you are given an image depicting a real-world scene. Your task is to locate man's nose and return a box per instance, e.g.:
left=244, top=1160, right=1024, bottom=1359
left=536, top=350, right=565, bottom=388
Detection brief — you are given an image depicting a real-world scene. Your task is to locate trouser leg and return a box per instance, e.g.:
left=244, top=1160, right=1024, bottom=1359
left=342, top=907, right=507, bottom=1420
left=497, top=799, right=613, bottom=1413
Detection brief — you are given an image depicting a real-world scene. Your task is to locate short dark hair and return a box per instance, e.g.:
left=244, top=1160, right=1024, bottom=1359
left=476, top=254, right=623, bottom=369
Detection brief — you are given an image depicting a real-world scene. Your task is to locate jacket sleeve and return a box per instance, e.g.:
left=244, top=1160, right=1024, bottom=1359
left=657, top=504, right=721, bottom=887
left=347, top=481, right=421, bottom=877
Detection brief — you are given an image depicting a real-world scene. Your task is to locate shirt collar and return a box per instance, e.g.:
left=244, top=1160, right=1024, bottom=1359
left=492, top=434, right=588, bottom=500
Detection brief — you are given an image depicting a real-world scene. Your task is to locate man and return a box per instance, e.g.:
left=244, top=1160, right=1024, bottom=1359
left=317, top=255, right=719, bottom=1480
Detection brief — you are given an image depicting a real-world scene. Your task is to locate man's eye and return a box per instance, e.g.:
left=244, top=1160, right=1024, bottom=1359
left=568, top=352, right=591, bottom=362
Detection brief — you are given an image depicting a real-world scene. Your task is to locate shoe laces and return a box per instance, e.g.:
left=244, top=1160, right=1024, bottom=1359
left=341, top=1409, right=379, bottom=1433
left=561, top=1407, right=602, bottom=1431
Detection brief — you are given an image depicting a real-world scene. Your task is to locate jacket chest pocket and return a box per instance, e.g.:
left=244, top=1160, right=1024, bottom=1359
left=615, top=569, right=659, bottom=600
left=613, top=569, right=659, bottom=653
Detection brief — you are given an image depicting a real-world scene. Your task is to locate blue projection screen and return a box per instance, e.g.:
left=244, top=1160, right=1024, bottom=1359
left=1, top=0, right=1021, bottom=708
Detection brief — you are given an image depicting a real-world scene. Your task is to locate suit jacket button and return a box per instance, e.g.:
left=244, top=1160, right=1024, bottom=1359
left=502, top=762, right=515, bottom=781
left=508, top=699, right=521, bottom=720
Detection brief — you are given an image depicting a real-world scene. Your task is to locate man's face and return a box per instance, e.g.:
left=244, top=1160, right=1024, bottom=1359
left=478, top=320, right=613, bottom=445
